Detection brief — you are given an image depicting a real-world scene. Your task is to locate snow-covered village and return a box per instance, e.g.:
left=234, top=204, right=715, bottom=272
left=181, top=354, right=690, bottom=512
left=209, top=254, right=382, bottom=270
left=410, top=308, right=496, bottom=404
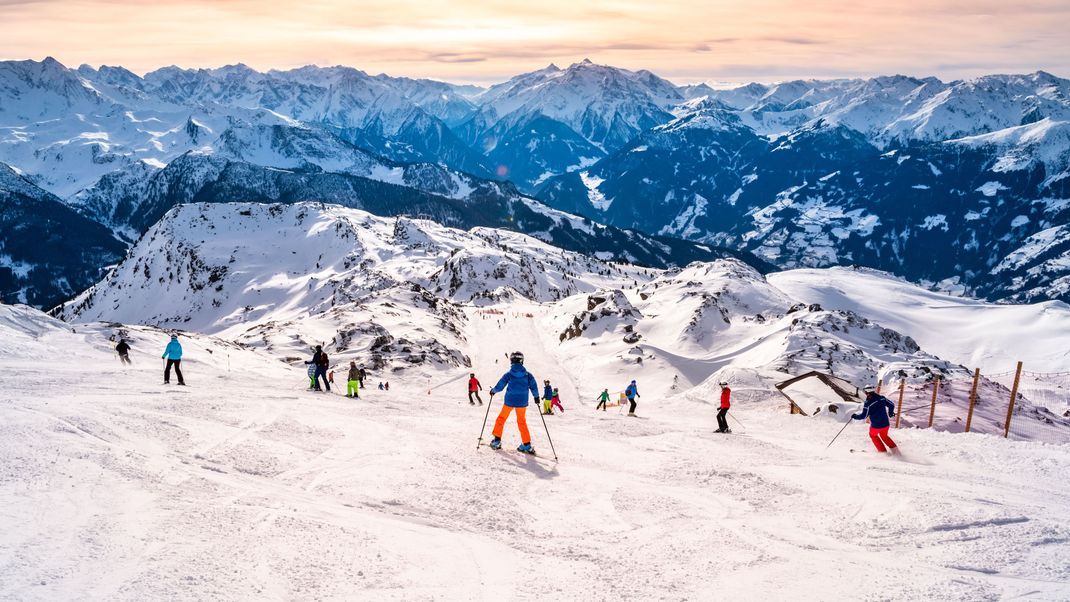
left=2, top=2, right=1070, bottom=600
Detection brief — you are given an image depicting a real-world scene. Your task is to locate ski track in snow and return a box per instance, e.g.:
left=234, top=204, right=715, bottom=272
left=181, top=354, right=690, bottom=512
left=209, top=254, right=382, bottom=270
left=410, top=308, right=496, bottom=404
left=1, top=318, right=1070, bottom=600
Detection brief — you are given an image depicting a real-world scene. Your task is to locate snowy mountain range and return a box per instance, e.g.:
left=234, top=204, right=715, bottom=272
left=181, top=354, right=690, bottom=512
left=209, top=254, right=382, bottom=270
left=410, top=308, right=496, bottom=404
left=2, top=57, right=1069, bottom=307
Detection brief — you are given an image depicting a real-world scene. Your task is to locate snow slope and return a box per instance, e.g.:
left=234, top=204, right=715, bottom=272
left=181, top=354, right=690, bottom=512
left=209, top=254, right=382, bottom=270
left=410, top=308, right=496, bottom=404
left=3, top=300, right=1070, bottom=599
left=768, top=267, right=1070, bottom=373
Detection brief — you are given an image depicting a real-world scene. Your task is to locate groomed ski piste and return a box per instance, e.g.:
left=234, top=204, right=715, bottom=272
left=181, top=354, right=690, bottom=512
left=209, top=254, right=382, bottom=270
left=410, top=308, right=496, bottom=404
left=3, top=306, right=1070, bottom=600
left=3, top=203, right=1070, bottom=600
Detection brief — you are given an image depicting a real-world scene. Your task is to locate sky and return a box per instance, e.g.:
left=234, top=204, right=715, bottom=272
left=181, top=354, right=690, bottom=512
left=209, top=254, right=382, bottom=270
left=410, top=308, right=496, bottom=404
left=2, top=0, right=1069, bottom=85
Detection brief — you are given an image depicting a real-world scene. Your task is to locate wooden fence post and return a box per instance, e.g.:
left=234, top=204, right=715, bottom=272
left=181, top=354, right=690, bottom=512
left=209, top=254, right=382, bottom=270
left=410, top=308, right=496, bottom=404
left=965, top=368, right=981, bottom=433
left=1003, top=361, right=1023, bottom=438
left=928, top=376, right=940, bottom=428
left=895, top=380, right=906, bottom=428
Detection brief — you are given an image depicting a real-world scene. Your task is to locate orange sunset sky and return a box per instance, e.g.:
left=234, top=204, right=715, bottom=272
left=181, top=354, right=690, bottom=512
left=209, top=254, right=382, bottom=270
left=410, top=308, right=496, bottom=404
left=2, top=0, right=1068, bottom=84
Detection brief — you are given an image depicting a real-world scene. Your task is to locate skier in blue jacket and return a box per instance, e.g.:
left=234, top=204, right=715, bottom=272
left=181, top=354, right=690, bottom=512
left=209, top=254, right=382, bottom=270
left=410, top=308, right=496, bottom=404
left=624, top=380, right=640, bottom=416
left=542, top=380, right=554, bottom=415
left=162, top=334, right=185, bottom=385
left=488, top=351, right=540, bottom=454
left=852, top=388, right=899, bottom=453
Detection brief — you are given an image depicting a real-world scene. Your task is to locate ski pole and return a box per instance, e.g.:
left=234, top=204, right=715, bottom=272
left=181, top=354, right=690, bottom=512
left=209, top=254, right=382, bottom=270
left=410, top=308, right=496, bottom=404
left=535, top=397, right=559, bottom=461
left=727, top=411, right=746, bottom=432
left=477, top=393, right=495, bottom=450
left=826, top=419, right=853, bottom=449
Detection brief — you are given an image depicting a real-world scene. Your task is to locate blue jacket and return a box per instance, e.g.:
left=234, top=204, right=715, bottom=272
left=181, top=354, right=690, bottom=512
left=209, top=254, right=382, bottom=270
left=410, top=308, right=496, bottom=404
left=162, top=339, right=182, bottom=360
left=625, top=383, right=639, bottom=399
left=491, top=364, right=539, bottom=408
left=852, top=394, right=895, bottom=429
left=543, top=384, right=553, bottom=400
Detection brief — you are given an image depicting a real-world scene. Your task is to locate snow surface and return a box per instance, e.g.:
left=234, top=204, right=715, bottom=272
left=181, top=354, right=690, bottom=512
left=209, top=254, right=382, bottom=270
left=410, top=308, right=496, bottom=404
left=768, top=267, right=1070, bottom=373
left=3, top=299, right=1070, bottom=599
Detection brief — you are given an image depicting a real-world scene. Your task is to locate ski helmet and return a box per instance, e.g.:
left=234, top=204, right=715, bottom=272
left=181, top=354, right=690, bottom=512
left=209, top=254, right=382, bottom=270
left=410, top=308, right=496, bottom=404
left=863, top=385, right=876, bottom=393
left=509, top=351, right=524, bottom=364
left=718, top=381, right=728, bottom=387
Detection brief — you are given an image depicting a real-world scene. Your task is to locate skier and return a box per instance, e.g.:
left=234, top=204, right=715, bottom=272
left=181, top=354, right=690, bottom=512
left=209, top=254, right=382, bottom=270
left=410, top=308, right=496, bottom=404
left=358, top=366, right=367, bottom=389
left=851, top=387, right=899, bottom=453
left=305, top=345, right=330, bottom=392
left=115, top=339, right=132, bottom=365
left=306, top=363, right=316, bottom=389
left=384, top=382, right=390, bottom=391
left=378, top=382, right=384, bottom=391
left=468, top=373, right=483, bottom=405
left=161, top=334, right=185, bottom=385
left=542, top=380, right=554, bottom=415
left=550, top=387, right=564, bottom=414
left=624, top=380, right=640, bottom=416
left=346, top=361, right=361, bottom=399
left=595, top=388, right=610, bottom=411
left=715, top=381, right=731, bottom=433
left=488, top=351, right=539, bottom=454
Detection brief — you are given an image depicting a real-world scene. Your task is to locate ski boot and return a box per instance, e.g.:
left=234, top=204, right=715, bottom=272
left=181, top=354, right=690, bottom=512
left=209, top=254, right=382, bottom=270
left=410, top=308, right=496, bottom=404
left=517, top=442, right=535, bottom=455
left=489, top=437, right=502, bottom=450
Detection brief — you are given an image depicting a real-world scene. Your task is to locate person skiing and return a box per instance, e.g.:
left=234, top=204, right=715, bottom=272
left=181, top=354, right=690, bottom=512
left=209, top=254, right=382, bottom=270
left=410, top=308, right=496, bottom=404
left=595, top=388, right=610, bottom=411
left=384, top=382, right=390, bottom=391
left=488, top=351, right=539, bottom=454
left=116, top=339, right=132, bottom=365
left=358, top=366, right=367, bottom=389
left=624, top=380, right=640, bottom=416
left=550, top=387, right=564, bottom=414
left=851, top=386, right=899, bottom=453
left=305, top=345, right=330, bottom=392
left=378, top=382, right=384, bottom=391
left=161, top=334, right=185, bottom=385
left=715, top=381, right=731, bottom=433
left=542, top=380, right=554, bottom=415
left=468, top=373, right=483, bottom=405
left=307, top=363, right=316, bottom=389
left=346, top=361, right=361, bottom=399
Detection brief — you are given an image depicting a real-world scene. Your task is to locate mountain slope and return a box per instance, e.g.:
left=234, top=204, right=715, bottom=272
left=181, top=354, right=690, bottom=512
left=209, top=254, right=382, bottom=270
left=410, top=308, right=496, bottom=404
left=0, top=162, right=125, bottom=307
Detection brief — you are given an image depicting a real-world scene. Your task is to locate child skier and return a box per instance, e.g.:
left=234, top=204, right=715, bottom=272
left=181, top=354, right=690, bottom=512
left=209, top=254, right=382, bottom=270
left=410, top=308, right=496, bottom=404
left=307, top=363, right=316, bottom=389
left=347, top=361, right=360, bottom=398
left=488, top=351, right=540, bottom=454
left=715, top=381, right=731, bottom=433
left=468, top=373, right=483, bottom=405
left=550, top=387, right=564, bottom=413
left=542, top=380, right=554, bottom=415
left=595, top=388, right=610, bottom=411
left=852, top=387, right=899, bottom=453
left=624, top=380, right=640, bottom=416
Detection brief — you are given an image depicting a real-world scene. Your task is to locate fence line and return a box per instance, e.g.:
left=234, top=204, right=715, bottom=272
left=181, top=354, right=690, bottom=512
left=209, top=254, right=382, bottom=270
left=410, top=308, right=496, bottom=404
left=872, top=362, right=1070, bottom=444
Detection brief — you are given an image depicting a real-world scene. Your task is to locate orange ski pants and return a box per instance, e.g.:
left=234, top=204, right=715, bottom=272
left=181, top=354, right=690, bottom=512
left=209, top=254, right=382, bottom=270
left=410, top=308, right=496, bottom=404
left=492, top=405, right=531, bottom=444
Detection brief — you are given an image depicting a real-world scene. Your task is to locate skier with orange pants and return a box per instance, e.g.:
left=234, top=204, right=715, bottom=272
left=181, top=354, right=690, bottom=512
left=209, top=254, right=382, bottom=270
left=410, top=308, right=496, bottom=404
left=488, top=351, right=540, bottom=454
left=852, top=387, right=899, bottom=453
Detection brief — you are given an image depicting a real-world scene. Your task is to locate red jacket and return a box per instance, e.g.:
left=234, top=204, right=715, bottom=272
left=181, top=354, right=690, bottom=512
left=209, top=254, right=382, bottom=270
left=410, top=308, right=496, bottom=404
left=468, top=377, right=481, bottom=392
left=720, top=387, right=731, bottom=409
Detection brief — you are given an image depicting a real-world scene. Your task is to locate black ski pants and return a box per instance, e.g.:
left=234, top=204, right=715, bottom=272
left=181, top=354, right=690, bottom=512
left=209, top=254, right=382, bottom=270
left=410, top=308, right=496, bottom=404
left=596, top=399, right=607, bottom=411
left=628, top=396, right=637, bottom=413
left=469, top=390, right=483, bottom=404
left=165, top=359, right=184, bottom=384
left=314, top=365, right=330, bottom=391
left=716, top=408, right=729, bottom=432
left=119, top=353, right=132, bottom=365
